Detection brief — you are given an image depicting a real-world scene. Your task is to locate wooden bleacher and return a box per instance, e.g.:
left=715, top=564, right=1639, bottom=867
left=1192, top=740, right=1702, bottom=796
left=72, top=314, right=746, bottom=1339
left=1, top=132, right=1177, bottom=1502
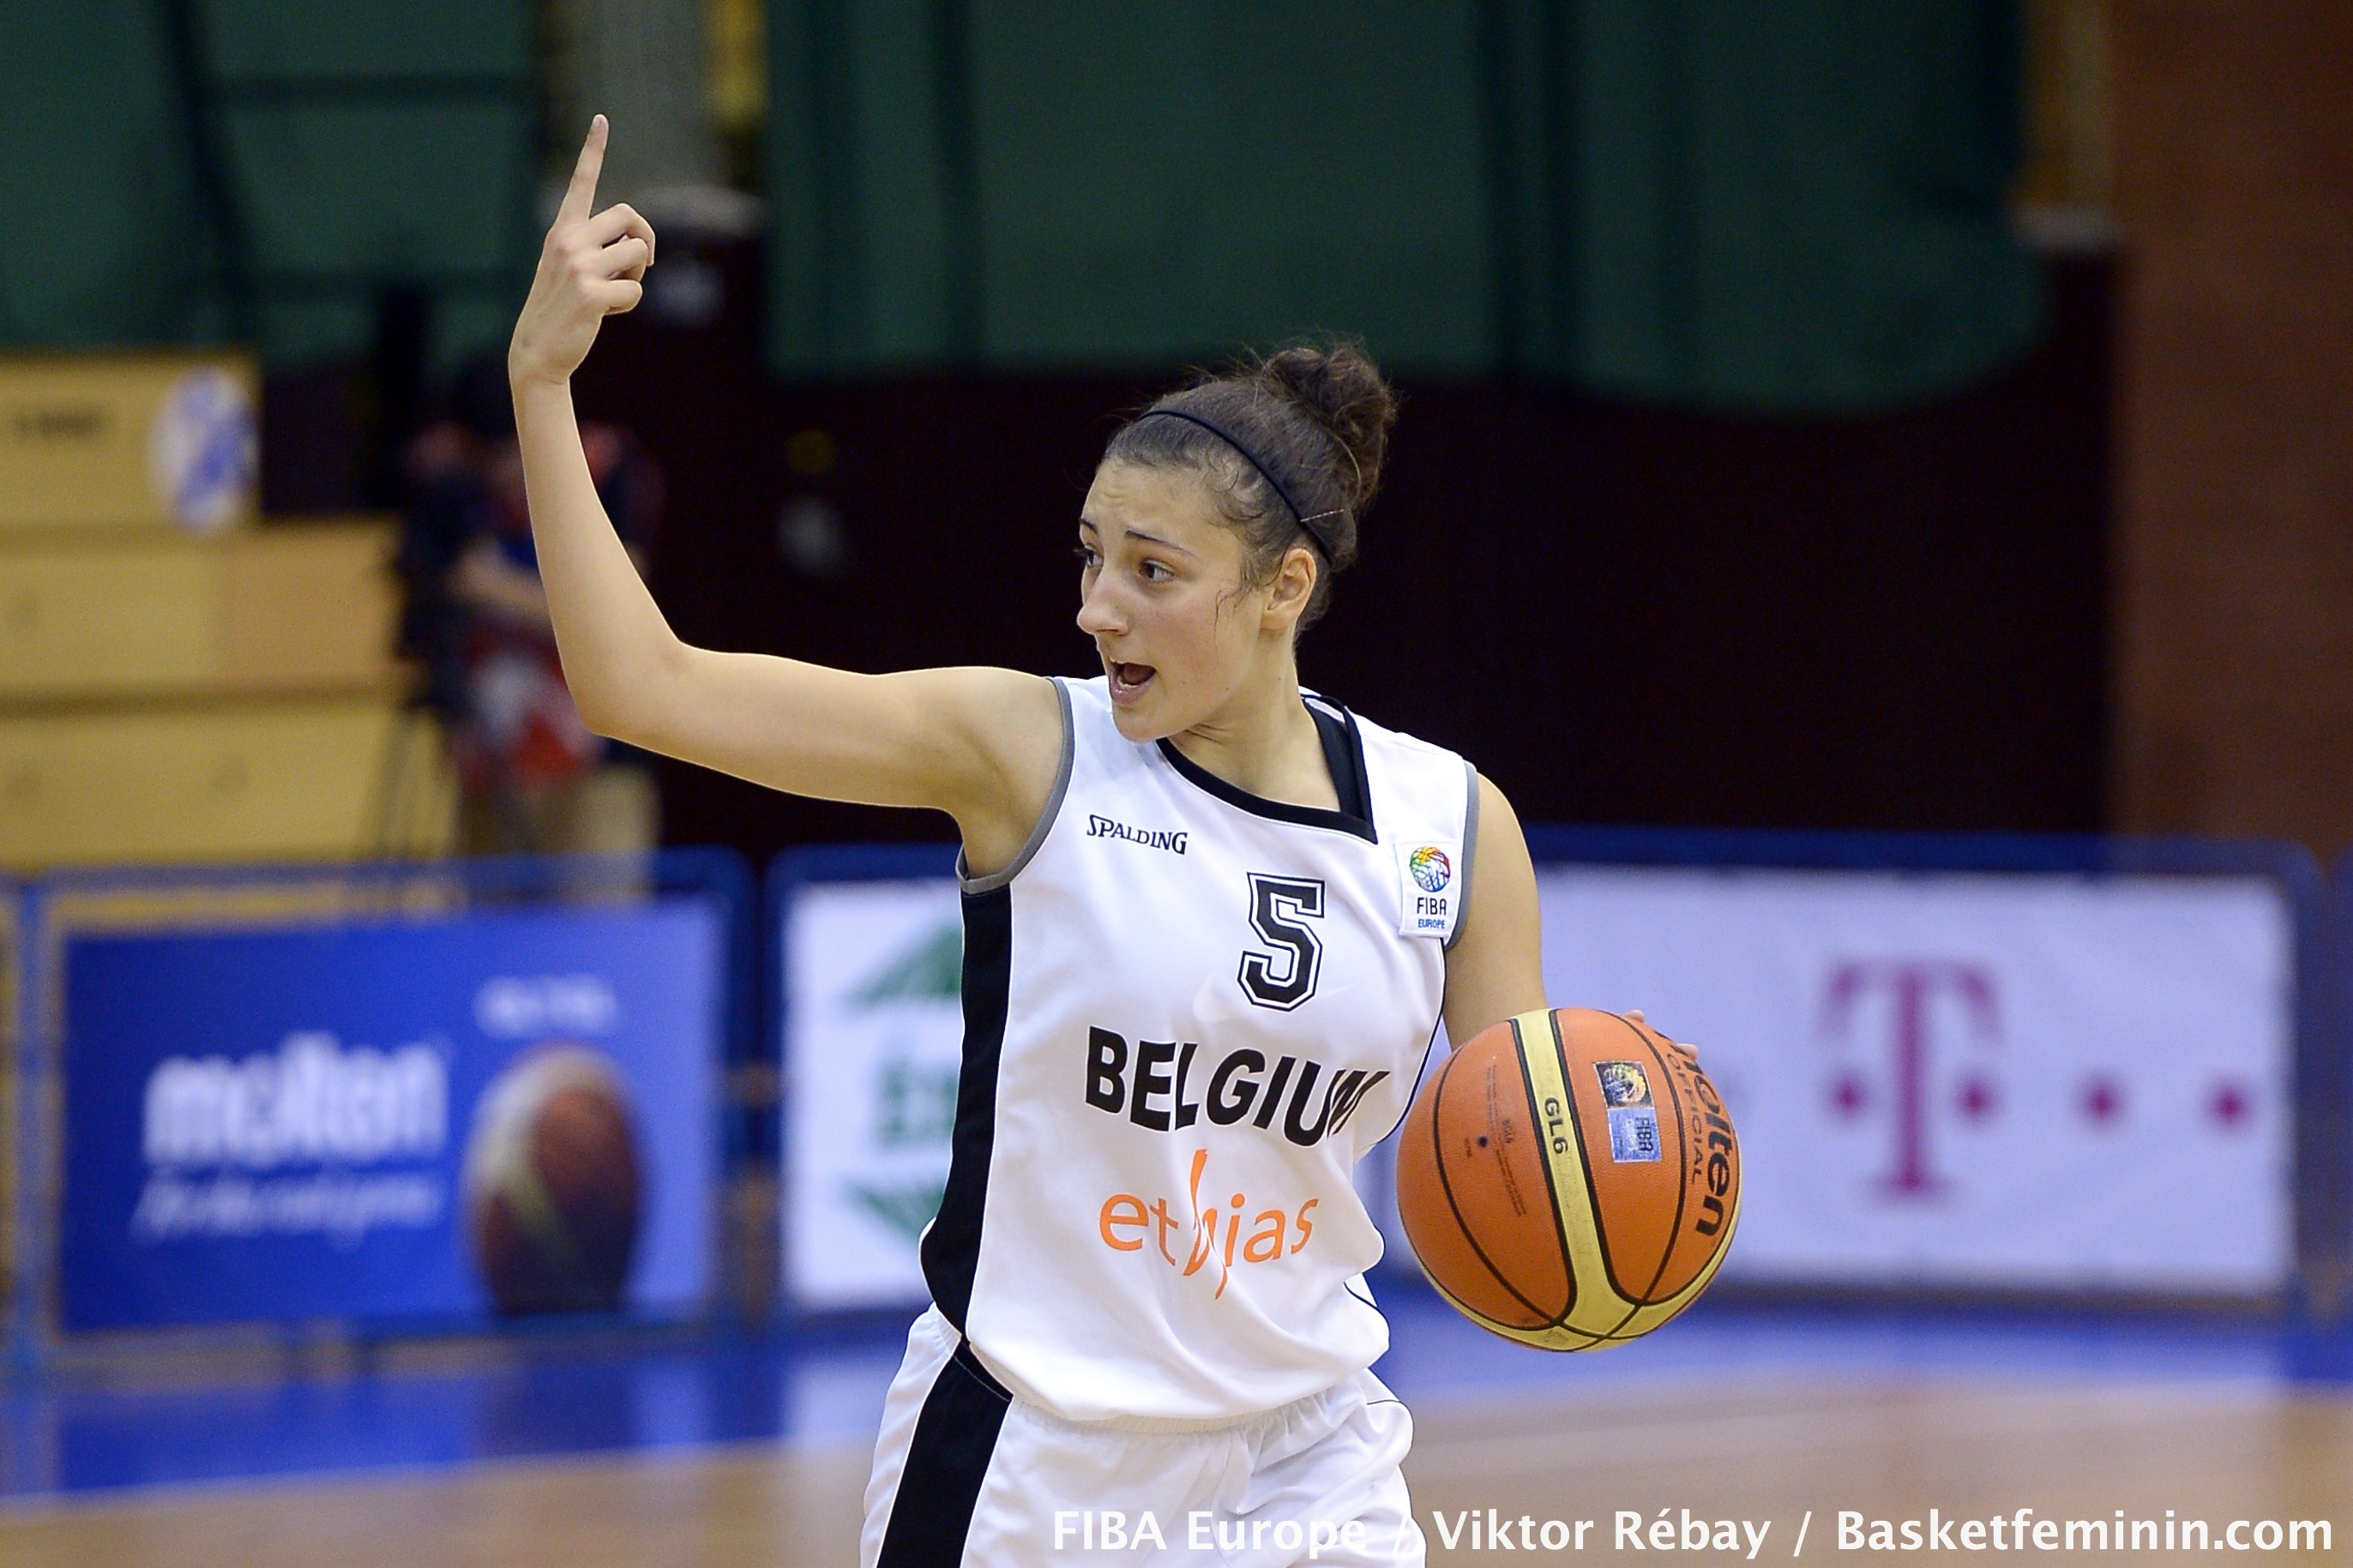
left=0, top=354, right=454, bottom=869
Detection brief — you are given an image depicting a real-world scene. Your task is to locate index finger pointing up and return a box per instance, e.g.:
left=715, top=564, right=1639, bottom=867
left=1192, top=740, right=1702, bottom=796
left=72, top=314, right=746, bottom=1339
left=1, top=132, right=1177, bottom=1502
left=559, top=114, right=609, bottom=225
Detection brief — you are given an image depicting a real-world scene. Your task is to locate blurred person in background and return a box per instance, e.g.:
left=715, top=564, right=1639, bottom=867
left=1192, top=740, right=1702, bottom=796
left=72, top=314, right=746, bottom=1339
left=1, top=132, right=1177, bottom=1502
left=398, top=355, right=665, bottom=856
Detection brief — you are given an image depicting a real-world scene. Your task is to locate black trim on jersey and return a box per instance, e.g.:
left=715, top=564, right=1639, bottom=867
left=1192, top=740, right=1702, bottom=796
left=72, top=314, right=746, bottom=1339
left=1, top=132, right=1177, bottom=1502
left=1153, top=699, right=1376, bottom=842
left=921, top=885, right=1013, bottom=1331
left=875, top=1338, right=1014, bottom=1567
left=1309, top=700, right=1375, bottom=826
left=1446, top=759, right=1480, bottom=952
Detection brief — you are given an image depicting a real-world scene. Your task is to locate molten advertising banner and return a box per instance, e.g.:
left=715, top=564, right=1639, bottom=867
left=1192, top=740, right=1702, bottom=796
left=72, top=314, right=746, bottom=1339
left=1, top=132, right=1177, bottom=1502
left=56, top=899, right=724, bottom=1331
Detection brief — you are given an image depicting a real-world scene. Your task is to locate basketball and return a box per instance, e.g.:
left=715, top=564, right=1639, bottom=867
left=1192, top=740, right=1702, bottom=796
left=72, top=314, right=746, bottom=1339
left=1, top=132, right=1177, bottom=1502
left=463, top=1044, right=645, bottom=1315
left=1395, top=1007, right=1741, bottom=1349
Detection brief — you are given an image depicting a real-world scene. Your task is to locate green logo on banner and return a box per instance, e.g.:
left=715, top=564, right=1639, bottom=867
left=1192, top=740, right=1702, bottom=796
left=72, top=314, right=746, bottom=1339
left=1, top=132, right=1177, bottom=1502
left=845, top=1176, right=948, bottom=1241
left=850, top=921, right=962, bottom=1006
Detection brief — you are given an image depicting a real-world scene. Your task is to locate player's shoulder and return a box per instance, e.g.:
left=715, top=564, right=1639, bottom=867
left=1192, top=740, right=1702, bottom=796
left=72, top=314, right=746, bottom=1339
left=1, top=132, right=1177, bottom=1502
left=913, top=664, right=1064, bottom=753
left=1313, top=692, right=1467, bottom=772
left=1055, top=674, right=1122, bottom=742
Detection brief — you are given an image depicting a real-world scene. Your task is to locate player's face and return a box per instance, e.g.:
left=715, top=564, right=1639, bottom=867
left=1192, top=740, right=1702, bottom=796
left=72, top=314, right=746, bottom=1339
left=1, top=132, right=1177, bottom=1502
left=1075, top=461, right=1297, bottom=741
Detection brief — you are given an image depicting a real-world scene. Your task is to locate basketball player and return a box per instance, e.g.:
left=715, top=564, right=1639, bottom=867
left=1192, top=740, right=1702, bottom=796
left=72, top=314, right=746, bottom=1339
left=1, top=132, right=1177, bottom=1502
left=511, top=118, right=1549, bottom=1566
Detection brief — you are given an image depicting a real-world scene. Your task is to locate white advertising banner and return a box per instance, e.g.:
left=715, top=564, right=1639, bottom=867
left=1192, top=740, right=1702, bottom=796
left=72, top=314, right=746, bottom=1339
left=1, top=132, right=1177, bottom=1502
left=1532, top=867, right=2295, bottom=1294
left=784, top=862, right=2298, bottom=1309
left=783, top=878, right=966, bottom=1311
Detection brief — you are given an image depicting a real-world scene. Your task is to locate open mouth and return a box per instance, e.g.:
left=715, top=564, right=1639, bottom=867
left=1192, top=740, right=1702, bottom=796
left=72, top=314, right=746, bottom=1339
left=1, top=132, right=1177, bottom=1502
left=1107, top=660, right=1157, bottom=699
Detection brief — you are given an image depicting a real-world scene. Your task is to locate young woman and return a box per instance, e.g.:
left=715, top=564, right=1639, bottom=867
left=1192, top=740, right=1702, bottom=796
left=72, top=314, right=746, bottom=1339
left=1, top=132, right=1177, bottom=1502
left=511, top=119, right=1548, bottom=1566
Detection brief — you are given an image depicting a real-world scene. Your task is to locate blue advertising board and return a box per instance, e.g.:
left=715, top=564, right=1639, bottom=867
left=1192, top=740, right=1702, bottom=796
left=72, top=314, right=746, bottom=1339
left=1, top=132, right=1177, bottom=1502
left=56, top=898, right=724, bottom=1331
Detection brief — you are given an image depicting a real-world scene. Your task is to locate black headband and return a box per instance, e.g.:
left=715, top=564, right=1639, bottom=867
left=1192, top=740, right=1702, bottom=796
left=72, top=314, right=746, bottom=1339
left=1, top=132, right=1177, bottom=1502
left=1134, top=406, right=1346, bottom=562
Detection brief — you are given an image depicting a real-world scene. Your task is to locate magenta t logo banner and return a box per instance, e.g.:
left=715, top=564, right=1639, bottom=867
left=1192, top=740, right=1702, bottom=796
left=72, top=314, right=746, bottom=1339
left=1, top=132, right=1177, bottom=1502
left=1531, top=863, right=2291, bottom=1290
left=1819, top=961, right=2001, bottom=1199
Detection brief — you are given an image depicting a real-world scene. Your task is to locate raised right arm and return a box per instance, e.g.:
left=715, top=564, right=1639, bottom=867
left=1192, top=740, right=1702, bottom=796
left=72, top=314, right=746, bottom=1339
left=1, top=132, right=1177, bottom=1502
left=506, top=117, right=1061, bottom=868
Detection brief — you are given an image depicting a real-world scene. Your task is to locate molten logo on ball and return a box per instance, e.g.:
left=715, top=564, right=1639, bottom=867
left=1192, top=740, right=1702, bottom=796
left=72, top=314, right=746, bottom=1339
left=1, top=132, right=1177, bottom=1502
left=463, top=1044, right=643, bottom=1314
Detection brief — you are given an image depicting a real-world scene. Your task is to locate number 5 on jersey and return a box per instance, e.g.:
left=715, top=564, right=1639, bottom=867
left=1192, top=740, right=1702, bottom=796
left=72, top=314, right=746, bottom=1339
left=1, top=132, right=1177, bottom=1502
left=1239, top=874, right=1325, bottom=1011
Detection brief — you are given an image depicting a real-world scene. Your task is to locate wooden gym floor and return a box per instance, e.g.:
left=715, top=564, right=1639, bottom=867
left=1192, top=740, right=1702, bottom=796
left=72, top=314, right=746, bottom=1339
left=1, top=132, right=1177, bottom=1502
left=6, top=1364, right=2349, bottom=1565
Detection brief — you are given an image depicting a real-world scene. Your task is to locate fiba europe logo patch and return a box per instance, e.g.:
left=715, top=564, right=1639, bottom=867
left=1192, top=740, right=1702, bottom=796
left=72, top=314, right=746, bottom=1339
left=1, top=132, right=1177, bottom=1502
left=1408, top=846, right=1452, bottom=893
left=147, top=366, right=256, bottom=533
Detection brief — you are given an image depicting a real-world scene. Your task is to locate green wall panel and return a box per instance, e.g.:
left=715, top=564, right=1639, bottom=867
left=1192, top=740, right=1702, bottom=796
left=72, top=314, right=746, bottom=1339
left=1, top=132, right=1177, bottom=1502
left=770, top=0, right=1495, bottom=375
left=768, top=0, right=2041, bottom=410
left=1564, top=0, right=2039, bottom=407
left=9, top=0, right=2034, bottom=406
left=0, top=2, right=214, bottom=347
left=200, top=0, right=529, bottom=76
left=964, top=3, right=1493, bottom=369
left=3, top=0, right=534, bottom=368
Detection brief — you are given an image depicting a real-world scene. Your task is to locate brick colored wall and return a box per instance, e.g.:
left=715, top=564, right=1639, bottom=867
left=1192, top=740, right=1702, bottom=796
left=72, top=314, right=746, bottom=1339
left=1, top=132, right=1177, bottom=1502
left=2110, top=3, right=2353, bottom=852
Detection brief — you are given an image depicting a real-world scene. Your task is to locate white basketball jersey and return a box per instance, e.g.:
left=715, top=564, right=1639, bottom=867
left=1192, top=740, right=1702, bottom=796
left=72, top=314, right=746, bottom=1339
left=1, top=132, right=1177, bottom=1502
left=920, top=676, right=1479, bottom=1423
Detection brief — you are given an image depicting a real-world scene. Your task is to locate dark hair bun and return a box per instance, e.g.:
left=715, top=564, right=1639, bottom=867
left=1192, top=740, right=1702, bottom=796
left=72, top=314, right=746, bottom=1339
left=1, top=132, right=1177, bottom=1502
left=1249, top=340, right=1398, bottom=514
left=1100, top=338, right=1399, bottom=634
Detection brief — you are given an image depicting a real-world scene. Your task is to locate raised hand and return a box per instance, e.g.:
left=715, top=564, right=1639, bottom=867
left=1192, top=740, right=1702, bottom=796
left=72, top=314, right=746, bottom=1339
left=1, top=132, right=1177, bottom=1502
left=509, top=116, right=657, bottom=387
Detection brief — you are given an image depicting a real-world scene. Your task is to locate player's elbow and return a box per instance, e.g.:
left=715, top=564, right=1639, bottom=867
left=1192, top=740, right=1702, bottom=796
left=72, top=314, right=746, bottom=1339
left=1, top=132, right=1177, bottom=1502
left=565, top=658, right=659, bottom=747
left=571, top=688, right=634, bottom=743
left=563, top=635, right=686, bottom=747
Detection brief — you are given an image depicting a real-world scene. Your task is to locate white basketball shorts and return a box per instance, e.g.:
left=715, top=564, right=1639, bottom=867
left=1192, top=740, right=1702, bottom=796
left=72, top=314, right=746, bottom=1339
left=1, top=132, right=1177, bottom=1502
left=861, top=1306, right=1428, bottom=1567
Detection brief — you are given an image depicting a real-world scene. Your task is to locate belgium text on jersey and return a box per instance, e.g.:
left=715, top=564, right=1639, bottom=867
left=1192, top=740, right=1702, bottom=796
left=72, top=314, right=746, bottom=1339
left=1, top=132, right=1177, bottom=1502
left=1083, top=1029, right=1389, bottom=1145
